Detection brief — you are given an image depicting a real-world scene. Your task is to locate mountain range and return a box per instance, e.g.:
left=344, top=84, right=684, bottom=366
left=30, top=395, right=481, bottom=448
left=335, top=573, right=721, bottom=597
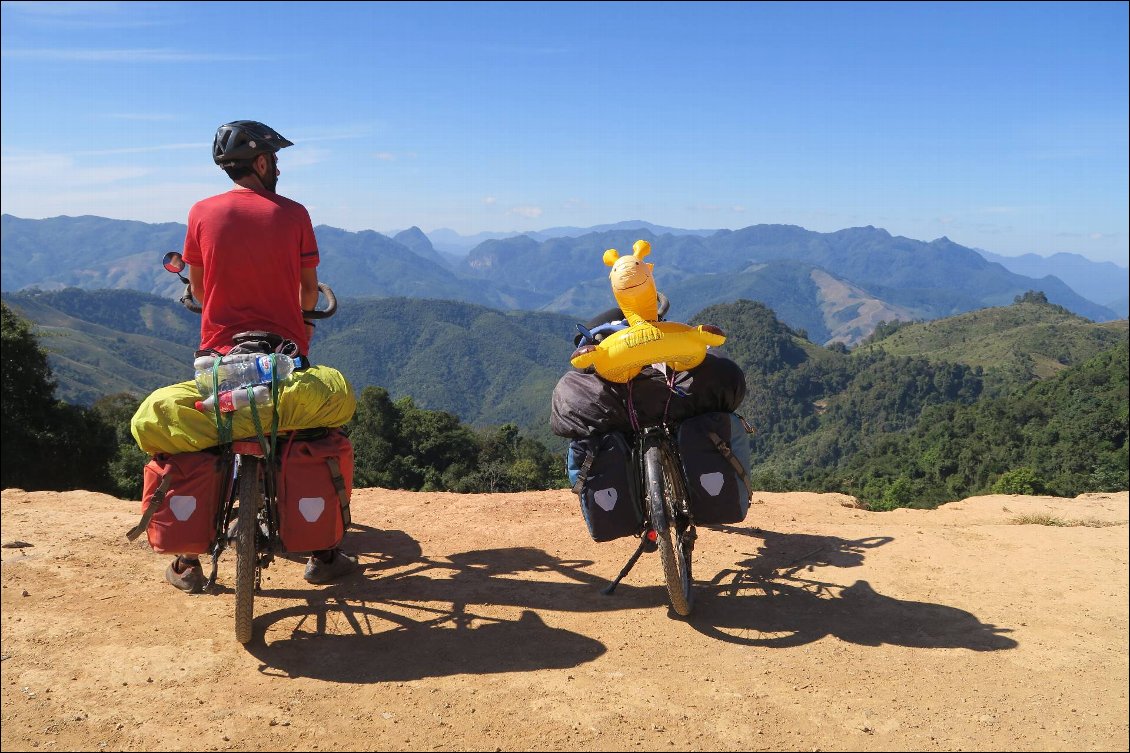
left=3, top=288, right=1125, bottom=461
left=975, top=248, right=1128, bottom=315
left=2, top=214, right=1125, bottom=351
left=417, top=220, right=720, bottom=256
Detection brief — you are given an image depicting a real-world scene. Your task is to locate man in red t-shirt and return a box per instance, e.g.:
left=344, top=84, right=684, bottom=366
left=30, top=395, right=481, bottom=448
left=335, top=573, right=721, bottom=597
left=166, top=120, right=356, bottom=592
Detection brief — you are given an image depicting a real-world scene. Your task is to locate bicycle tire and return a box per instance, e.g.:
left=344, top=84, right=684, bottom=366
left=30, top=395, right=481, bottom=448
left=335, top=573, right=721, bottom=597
left=234, top=457, right=261, bottom=644
left=644, top=443, right=694, bottom=616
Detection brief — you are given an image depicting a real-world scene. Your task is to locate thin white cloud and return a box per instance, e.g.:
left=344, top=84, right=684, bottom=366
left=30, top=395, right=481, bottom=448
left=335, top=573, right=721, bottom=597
left=368, top=151, right=416, bottom=161
left=482, top=196, right=497, bottom=206
left=0, top=181, right=220, bottom=224
left=293, top=126, right=379, bottom=144
left=101, top=113, right=178, bottom=122
left=74, top=143, right=201, bottom=157
left=1, top=1, right=170, bottom=29
left=1, top=147, right=214, bottom=221
left=1, top=150, right=149, bottom=185
left=1055, top=231, right=1121, bottom=241
left=1, top=48, right=268, bottom=63
left=281, top=147, right=331, bottom=168
left=977, top=206, right=1022, bottom=215
left=509, top=205, right=543, bottom=219
left=685, top=203, right=732, bottom=213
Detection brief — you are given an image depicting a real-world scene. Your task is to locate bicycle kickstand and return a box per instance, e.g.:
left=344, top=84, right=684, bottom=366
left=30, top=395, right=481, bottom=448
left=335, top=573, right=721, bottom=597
left=602, top=538, right=649, bottom=595
left=205, top=549, right=222, bottom=592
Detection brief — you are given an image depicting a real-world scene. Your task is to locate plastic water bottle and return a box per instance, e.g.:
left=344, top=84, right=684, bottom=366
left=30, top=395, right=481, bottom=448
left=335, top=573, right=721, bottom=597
left=194, top=384, right=273, bottom=413
left=194, top=353, right=296, bottom=397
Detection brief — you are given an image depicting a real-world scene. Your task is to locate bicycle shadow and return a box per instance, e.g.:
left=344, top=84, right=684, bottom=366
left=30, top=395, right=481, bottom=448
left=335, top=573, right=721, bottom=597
left=345, top=523, right=685, bottom=613
left=244, top=525, right=667, bottom=681
left=688, top=526, right=1017, bottom=651
left=247, top=600, right=605, bottom=682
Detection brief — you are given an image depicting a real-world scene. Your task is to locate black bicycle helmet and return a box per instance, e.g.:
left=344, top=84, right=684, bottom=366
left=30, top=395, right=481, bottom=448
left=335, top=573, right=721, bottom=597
left=212, top=120, right=293, bottom=167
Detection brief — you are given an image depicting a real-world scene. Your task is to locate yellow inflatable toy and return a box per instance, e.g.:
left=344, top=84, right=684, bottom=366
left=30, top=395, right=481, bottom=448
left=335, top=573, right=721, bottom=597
left=570, top=239, right=727, bottom=383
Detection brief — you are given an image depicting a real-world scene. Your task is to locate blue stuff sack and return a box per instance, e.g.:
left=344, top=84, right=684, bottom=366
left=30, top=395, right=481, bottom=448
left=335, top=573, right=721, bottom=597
left=566, top=431, right=642, bottom=542
left=676, top=412, right=752, bottom=525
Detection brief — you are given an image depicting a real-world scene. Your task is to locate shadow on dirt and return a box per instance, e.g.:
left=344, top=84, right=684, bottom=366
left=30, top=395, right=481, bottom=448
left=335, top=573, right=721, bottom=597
left=244, top=524, right=664, bottom=681
left=688, top=526, right=1017, bottom=651
left=247, top=600, right=604, bottom=683
left=243, top=522, right=1015, bottom=680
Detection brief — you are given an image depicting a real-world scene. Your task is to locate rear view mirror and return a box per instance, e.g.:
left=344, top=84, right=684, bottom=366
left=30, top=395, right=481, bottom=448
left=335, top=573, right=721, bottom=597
left=162, top=251, right=185, bottom=274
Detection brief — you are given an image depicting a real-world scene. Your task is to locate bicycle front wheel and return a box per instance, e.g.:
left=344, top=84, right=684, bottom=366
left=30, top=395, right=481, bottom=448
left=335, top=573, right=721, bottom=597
left=644, top=443, right=694, bottom=616
left=234, top=456, right=261, bottom=644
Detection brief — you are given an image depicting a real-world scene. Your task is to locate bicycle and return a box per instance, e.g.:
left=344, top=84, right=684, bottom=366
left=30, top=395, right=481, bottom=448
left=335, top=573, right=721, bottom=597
left=610, top=421, right=697, bottom=616
left=161, top=251, right=341, bottom=643
left=571, top=293, right=704, bottom=617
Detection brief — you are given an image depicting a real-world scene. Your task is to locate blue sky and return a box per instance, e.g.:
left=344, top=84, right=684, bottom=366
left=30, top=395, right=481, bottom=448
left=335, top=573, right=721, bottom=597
left=1, top=1, right=1127, bottom=265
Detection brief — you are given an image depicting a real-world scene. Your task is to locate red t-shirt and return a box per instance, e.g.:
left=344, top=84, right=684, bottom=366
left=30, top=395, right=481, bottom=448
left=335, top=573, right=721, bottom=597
left=182, top=188, right=319, bottom=354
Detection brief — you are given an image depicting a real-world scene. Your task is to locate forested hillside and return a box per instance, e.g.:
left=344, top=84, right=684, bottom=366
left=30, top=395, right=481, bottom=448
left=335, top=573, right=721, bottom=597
left=0, top=301, right=568, bottom=498
left=855, top=292, right=1129, bottom=391
left=3, top=289, right=1126, bottom=507
left=705, top=296, right=1128, bottom=505
left=0, top=289, right=578, bottom=445
left=838, top=340, right=1129, bottom=506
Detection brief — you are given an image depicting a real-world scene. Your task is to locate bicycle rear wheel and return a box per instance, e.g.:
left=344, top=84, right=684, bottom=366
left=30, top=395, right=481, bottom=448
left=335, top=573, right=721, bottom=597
left=644, top=443, right=694, bottom=616
left=234, top=457, right=261, bottom=644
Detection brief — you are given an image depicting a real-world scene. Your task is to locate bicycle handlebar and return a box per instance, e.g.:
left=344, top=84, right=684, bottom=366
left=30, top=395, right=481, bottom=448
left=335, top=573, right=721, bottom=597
left=162, top=251, right=337, bottom=319
left=303, top=284, right=336, bottom=319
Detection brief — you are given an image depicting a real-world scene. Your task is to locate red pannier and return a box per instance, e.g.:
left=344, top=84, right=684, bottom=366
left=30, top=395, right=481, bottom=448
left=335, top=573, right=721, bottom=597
left=136, top=450, right=228, bottom=555
left=276, top=429, right=354, bottom=553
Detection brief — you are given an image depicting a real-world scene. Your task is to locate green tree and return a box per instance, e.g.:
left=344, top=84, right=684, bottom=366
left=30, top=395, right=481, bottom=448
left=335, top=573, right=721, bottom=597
left=396, top=397, right=478, bottom=491
left=91, top=392, right=148, bottom=499
left=1, top=302, right=115, bottom=492
left=349, top=386, right=401, bottom=489
left=348, top=390, right=566, bottom=493
left=990, top=467, right=1043, bottom=495
left=457, top=423, right=568, bottom=492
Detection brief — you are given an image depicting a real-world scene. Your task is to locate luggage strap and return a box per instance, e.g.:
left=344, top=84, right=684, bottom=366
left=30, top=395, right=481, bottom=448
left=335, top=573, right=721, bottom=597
left=125, top=474, right=172, bottom=542
left=707, top=430, right=753, bottom=500
left=325, top=455, right=352, bottom=528
left=570, top=445, right=597, bottom=495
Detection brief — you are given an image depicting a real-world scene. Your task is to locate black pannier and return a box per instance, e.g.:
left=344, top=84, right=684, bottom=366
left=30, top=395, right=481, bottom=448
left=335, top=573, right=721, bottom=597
left=677, top=412, right=752, bottom=525
left=566, top=431, right=643, bottom=542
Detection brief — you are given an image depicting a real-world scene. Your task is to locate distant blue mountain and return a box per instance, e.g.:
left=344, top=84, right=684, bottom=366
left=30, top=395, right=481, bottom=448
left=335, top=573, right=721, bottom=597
left=422, top=220, right=719, bottom=255
left=2, top=214, right=1121, bottom=347
left=975, top=249, right=1128, bottom=318
left=457, top=224, right=1121, bottom=328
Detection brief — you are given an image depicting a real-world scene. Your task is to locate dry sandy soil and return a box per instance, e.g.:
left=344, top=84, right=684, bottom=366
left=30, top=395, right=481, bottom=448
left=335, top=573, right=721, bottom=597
left=2, top=486, right=1127, bottom=752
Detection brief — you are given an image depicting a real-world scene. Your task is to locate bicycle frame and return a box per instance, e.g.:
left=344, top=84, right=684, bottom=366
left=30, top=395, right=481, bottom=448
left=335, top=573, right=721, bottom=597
left=204, top=441, right=281, bottom=590
left=603, top=420, right=698, bottom=616
left=201, top=432, right=304, bottom=645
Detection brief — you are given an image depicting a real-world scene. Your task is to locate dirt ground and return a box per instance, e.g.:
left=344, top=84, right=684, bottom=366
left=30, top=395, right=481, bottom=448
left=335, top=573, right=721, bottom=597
left=1, top=486, right=1127, bottom=752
